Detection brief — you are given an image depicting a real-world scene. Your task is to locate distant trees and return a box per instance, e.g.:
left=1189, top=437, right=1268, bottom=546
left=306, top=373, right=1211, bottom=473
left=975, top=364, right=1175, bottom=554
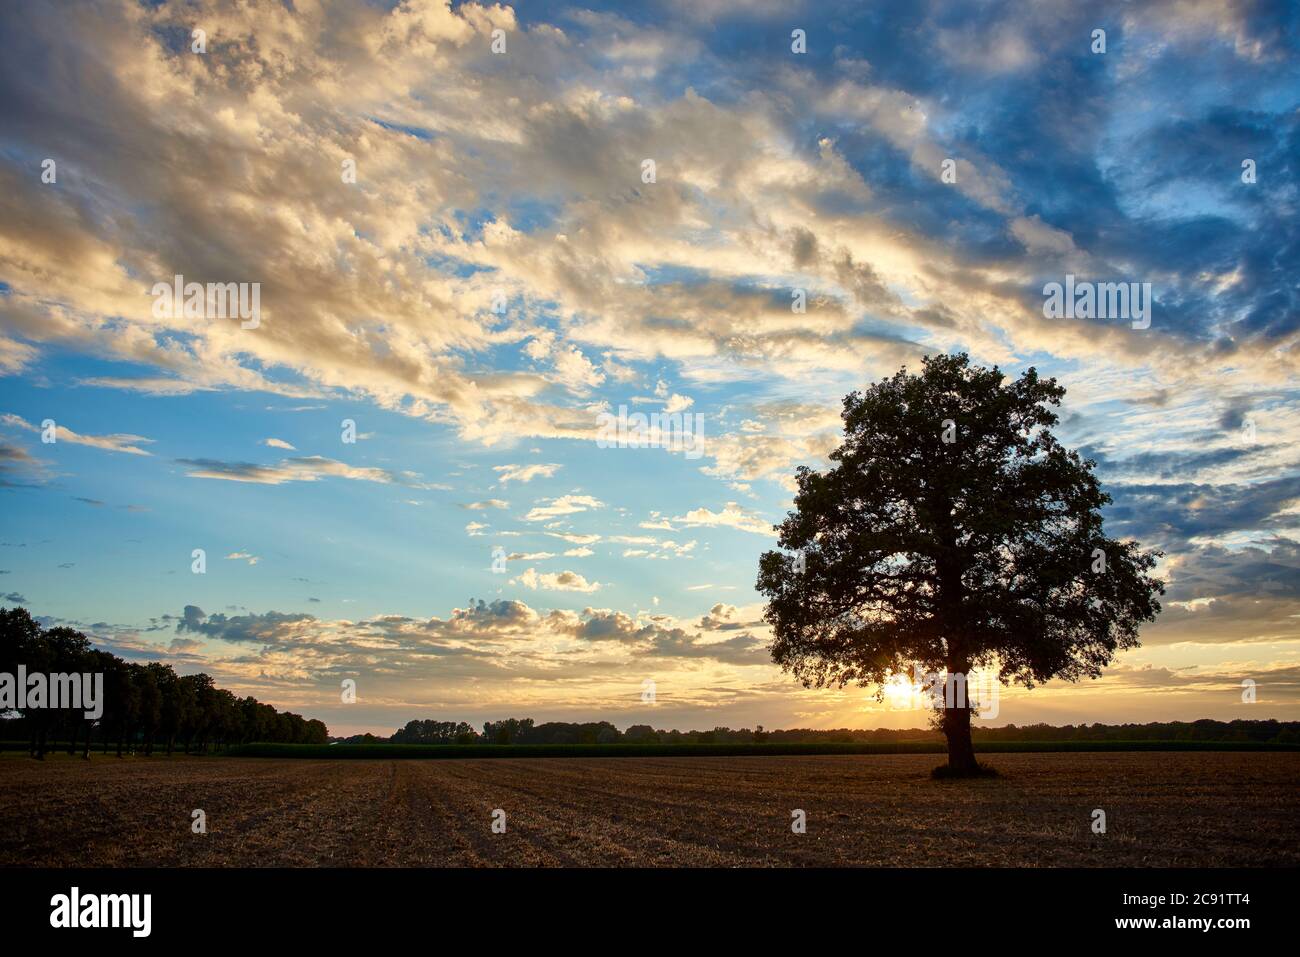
left=347, top=717, right=1300, bottom=748
left=338, top=731, right=386, bottom=744
left=481, top=719, right=623, bottom=744
left=377, top=720, right=662, bottom=746
left=392, top=719, right=478, bottom=744
left=0, top=606, right=328, bottom=757
left=482, top=717, right=534, bottom=744
left=529, top=721, right=620, bottom=744
left=623, top=724, right=660, bottom=744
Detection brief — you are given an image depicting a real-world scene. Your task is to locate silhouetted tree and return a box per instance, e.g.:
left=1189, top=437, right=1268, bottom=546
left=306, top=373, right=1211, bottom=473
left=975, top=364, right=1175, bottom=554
left=150, top=662, right=183, bottom=755
left=180, top=673, right=215, bottom=753
left=93, top=650, right=137, bottom=757
left=135, top=664, right=163, bottom=755
left=37, top=626, right=92, bottom=757
left=757, top=354, right=1164, bottom=775
left=0, top=607, right=45, bottom=756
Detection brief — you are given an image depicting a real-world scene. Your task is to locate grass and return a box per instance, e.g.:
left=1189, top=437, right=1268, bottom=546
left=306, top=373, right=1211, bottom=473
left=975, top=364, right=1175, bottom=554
left=219, top=739, right=1300, bottom=759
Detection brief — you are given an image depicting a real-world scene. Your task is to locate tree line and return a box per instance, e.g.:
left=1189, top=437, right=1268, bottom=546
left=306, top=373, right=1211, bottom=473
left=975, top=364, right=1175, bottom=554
left=0, top=607, right=328, bottom=758
left=355, top=718, right=625, bottom=745
left=346, top=717, right=1300, bottom=746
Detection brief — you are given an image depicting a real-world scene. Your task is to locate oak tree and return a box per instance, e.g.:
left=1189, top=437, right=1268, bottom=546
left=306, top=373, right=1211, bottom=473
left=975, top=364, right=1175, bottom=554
left=757, top=354, right=1164, bottom=774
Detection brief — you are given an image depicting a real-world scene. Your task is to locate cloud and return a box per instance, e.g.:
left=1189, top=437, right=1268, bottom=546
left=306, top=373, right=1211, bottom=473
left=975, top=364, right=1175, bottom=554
left=513, top=568, right=602, bottom=593
left=1, top=413, right=154, bottom=456
left=700, top=401, right=843, bottom=489
left=493, top=462, right=561, bottom=485
left=549, top=346, right=606, bottom=394
left=0, top=441, right=47, bottom=487
left=634, top=628, right=768, bottom=665
left=524, top=494, right=604, bottom=522
left=612, top=535, right=696, bottom=559
left=225, top=551, right=260, bottom=566
left=77, top=376, right=211, bottom=396
left=175, top=606, right=316, bottom=644
left=177, top=455, right=418, bottom=486
left=547, top=531, right=601, bottom=545
left=672, top=502, right=774, bottom=536
left=1010, top=215, right=1077, bottom=256
left=263, top=438, right=296, bottom=450
left=699, top=603, right=759, bottom=631
left=159, top=597, right=777, bottom=685
left=0, top=0, right=1294, bottom=468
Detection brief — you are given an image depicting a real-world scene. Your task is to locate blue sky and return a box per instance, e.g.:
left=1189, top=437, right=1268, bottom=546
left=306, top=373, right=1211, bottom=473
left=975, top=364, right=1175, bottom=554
left=0, top=0, right=1297, bottom=735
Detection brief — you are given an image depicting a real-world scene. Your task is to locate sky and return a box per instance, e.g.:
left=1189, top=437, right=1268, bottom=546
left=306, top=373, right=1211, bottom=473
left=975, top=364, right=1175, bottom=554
left=0, top=0, right=1297, bottom=737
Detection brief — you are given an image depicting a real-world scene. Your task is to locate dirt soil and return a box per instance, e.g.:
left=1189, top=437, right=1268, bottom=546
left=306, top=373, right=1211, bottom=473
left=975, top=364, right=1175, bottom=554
left=2, top=751, right=1296, bottom=867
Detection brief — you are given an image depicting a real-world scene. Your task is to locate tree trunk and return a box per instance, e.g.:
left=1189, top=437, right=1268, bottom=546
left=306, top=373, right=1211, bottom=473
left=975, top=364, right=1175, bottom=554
left=941, top=700, right=977, bottom=772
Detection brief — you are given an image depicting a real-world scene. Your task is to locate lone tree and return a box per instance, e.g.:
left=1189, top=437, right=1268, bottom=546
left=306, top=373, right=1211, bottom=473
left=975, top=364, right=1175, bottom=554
left=757, top=354, right=1163, bottom=775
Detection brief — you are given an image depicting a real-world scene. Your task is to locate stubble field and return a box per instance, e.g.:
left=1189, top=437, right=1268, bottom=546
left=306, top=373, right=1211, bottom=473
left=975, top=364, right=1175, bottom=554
left=2, top=751, right=1296, bottom=867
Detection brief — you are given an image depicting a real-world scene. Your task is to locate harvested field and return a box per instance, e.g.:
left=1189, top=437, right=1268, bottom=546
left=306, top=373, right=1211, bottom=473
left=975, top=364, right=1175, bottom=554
left=2, top=751, right=1296, bottom=867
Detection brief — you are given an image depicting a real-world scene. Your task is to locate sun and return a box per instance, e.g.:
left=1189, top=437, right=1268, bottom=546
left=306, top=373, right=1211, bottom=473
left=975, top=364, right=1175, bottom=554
left=881, top=673, right=923, bottom=711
